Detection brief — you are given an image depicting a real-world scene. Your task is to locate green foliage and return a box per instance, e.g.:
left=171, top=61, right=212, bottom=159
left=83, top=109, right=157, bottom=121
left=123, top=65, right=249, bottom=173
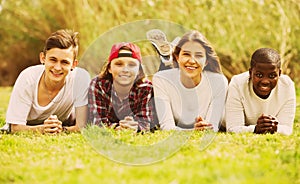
left=0, top=87, right=300, bottom=183
left=0, top=0, right=299, bottom=86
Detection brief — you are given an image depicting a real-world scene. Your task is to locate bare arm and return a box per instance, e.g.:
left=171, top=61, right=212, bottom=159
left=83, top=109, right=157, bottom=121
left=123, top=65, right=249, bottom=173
left=63, top=105, right=87, bottom=132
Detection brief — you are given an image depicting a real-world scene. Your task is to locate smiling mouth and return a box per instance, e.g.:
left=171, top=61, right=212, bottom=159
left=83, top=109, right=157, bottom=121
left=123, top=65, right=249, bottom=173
left=258, top=85, right=271, bottom=92
left=51, top=71, right=63, bottom=77
left=185, top=66, right=198, bottom=70
left=119, top=75, right=131, bottom=78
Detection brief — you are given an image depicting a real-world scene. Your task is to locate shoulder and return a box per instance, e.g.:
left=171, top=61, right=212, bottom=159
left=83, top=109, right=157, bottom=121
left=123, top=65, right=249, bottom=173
left=73, top=67, right=90, bottom=81
left=229, top=72, right=249, bottom=86
left=153, top=68, right=178, bottom=79
left=204, top=71, right=228, bottom=90
left=90, top=77, right=112, bottom=93
left=278, top=75, right=294, bottom=87
left=19, top=65, right=43, bottom=76
left=16, top=65, right=43, bottom=85
left=153, top=68, right=179, bottom=83
left=135, top=80, right=153, bottom=90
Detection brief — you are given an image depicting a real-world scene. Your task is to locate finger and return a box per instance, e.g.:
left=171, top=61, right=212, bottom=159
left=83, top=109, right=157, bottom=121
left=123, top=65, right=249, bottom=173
left=55, top=120, right=62, bottom=126
left=44, top=127, right=59, bottom=133
left=196, top=122, right=212, bottom=127
left=124, top=116, right=133, bottom=121
left=109, top=123, right=118, bottom=129
left=48, top=115, right=58, bottom=120
left=120, top=123, right=138, bottom=130
left=195, top=116, right=203, bottom=122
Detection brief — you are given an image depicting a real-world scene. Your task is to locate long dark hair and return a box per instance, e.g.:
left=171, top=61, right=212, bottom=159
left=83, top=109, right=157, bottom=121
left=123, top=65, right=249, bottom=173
left=173, top=30, right=222, bottom=73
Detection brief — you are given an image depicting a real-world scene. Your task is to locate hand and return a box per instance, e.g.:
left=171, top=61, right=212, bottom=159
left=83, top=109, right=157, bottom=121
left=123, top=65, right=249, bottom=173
left=254, top=114, right=278, bottom=134
left=194, top=116, right=213, bottom=131
left=43, top=115, right=62, bottom=134
left=117, top=116, right=139, bottom=131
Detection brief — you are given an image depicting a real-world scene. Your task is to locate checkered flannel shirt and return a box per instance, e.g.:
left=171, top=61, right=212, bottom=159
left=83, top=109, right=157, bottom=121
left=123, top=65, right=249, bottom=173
left=88, top=77, right=154, bottom=131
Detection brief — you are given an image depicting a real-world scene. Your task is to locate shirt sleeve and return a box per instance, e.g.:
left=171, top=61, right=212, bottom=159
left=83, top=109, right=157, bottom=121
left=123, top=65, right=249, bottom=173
left=276, top=81, right=296, bottom=135
left=206, top=74, right=228, bottom=132
left=153, top=75, right=179, bottom=130
left=225, top=76, right=256, bottom=133
left=132, top=83, right=154, bottom=131
left=88, top=78, right=110, bottom=126
left=5, top=70, right=33, bottom=125
left=73, top=68, right=91, bottom=107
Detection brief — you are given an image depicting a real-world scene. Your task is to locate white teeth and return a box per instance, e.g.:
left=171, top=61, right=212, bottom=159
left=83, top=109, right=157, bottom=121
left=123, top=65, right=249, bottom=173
left=186, top=66, right=196, bottom=70
left=260, top=86, right=269, bottom=91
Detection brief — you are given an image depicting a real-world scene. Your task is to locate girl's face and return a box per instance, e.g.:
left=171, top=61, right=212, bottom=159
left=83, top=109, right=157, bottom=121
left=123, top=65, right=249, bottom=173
left=109, top=50, right=140, bottom=88
left=177, top=41, right=206, bottom=85
left=249, top=62, right=281, bottom=99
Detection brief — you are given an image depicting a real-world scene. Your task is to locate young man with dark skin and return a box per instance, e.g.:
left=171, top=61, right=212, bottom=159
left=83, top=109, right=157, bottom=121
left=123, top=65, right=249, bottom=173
left=225, top=48, right=296, bottom=135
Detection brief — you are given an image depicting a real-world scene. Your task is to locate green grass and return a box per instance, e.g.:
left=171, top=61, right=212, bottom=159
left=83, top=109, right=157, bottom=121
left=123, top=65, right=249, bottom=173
left=1, top=0, right=300, bottom=86
left=0, top=87, right=299, bottom=183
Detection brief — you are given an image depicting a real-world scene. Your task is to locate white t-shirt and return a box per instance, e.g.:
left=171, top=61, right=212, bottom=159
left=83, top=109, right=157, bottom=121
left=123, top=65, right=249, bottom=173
left=5, top=65, right=90, bottom=125
left=225, top=72, right=296, bottom=135
left=153, top=68, right=228, bottom=131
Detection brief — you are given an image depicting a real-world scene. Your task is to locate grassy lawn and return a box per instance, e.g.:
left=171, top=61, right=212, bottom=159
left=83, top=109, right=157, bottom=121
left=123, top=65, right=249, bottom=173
left=0, top=87, right=299, bottom=184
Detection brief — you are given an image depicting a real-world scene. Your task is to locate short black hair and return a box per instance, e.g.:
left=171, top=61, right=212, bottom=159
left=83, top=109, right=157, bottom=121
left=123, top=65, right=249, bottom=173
left=250, top=48, right=281, bottom=69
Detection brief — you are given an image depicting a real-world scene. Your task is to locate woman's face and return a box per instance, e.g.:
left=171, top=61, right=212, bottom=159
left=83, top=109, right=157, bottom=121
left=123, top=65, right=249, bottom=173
left=177, top=41, right=206, bottom=85
left=249, top=62, right=281, bottom=99
left=109, top=50, right=140, bottom=88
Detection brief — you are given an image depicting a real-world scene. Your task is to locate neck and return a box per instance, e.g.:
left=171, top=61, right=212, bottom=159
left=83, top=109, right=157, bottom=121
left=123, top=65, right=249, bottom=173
left=43, top=73, right=65, bottom=92
left=112, top=82, right=133, bottom=100
left=180, top=73, right=201, bottom=88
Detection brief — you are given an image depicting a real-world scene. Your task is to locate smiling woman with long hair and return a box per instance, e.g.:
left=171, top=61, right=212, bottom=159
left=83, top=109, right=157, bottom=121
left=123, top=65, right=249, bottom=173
left=153, top=30, right=228, bottom=131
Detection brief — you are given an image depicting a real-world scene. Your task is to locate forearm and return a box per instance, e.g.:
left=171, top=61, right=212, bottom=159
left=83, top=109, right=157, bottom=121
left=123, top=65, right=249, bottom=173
left=10, top=124, right=44, bottom=133
left=227, top=124, right=256, bottom=133
left=277, top=124, right=293, bottom=135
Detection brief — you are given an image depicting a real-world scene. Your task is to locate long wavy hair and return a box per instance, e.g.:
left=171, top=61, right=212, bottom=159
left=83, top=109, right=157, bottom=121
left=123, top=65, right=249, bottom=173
left=173, top=30, right=222, bottom=73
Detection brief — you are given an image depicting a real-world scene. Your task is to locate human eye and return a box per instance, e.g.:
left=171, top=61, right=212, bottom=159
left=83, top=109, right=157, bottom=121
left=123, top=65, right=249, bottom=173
left=114, top=61, right=123, bottom=66
left=128, top=61, right=138, bottom=67
left=195, top=54, right=204, bottom=60
left=62, top=60, right=71, bottom=65
left=255, top=73, right=263, bottom=78
left=269, top=73, right=277, bottom=79
left=49, top=57, right=57, bottom=62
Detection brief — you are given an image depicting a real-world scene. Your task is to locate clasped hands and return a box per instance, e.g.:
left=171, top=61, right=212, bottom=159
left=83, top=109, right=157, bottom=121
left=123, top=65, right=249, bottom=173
left=110, top=116, right=139, bottom=131
left=194, top=116, right=213, bottom=131
left=43, top=115, right=62, bottom=134
left=254, top=114, right=278, bottom=134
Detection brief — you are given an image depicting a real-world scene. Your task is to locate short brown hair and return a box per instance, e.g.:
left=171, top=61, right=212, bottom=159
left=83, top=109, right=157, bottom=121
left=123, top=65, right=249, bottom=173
left=43, top=29, right=79, bottom=61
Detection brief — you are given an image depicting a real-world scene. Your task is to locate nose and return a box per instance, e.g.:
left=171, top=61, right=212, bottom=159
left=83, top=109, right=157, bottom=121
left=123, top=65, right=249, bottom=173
left=261, top=77, right=270, bottom=85
left=187, top=56, right=197, bottom=64
left=122, top=65, right=129, bottom=72
left=54, top=62, right=62, bottom=70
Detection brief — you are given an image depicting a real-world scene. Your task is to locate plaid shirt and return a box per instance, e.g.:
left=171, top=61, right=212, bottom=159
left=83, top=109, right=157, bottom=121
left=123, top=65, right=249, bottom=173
left=88, top=77, right=154, bottom=131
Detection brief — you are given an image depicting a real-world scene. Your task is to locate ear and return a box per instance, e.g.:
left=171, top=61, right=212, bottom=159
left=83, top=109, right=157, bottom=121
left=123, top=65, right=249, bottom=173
left=72, top=59, right=78, bottom=69
left=278, top=68, right=282, bottom=76
left=175, top=54, right=179, bottom=63
left=39, top=52, right=45, bottom=64
left=249, top=68, right=252, bottom=78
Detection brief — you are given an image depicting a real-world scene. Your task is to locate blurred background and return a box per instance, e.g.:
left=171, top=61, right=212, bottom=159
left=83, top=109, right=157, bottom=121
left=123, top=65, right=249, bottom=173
left=0, top=0, right=299, bottom=86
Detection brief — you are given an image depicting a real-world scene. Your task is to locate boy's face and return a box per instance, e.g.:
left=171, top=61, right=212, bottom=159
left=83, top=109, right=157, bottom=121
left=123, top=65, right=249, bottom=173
left=249, top=62, right=281, bottom=99
left=40, top=47, right=77, bottom=83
